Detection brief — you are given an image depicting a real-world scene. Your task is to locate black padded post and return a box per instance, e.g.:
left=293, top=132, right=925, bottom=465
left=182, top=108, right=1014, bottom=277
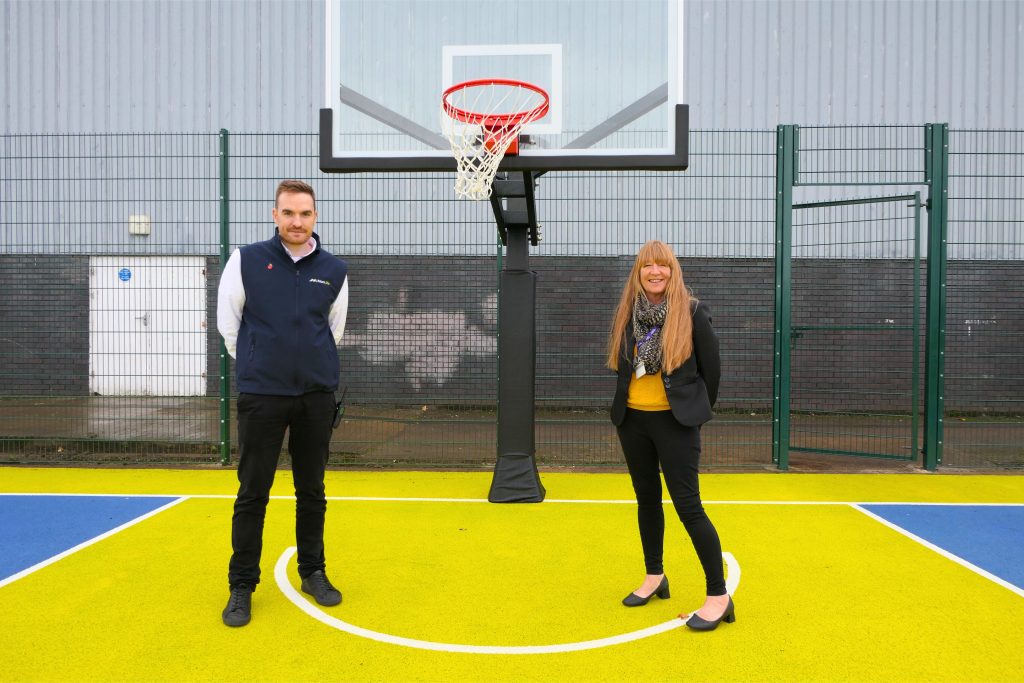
left=488, top=223, right=545, bottom=503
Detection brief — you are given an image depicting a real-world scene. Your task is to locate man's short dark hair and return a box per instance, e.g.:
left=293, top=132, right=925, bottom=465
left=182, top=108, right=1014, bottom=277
left=276, top=179, right=316, bottom=209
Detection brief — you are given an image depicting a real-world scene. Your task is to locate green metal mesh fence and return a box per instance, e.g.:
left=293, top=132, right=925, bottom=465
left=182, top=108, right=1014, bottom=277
left=1, top=128, right=1021, bottom=470
left=772, top=126, right=932, bottom=469
left=0, top=133, right=222, bottom=464
left=943, top=130, right=1024, bottom=468
left=788, top=195, right=923, bottom=461
left=530, top=130, right=777, bottom=468
left=225, top=133, right=502, bottom=468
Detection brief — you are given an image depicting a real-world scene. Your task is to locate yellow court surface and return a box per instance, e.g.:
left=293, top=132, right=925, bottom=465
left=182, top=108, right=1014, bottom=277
left=1, top=467, right=1022, bottom=683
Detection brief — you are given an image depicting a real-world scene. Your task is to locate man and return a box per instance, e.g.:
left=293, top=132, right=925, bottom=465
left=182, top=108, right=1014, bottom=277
left=217, top=179, right=349, bottom=627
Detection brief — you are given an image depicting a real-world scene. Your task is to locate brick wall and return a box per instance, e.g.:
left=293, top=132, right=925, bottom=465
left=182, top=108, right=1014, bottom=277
left=2, top=255, right=1019, bottom=415
left=0, top=255, right=89, bottom=395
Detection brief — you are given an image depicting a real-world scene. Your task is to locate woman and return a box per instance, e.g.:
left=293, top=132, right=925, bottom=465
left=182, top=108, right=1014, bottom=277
left=606, top=240, right=734, bottom=631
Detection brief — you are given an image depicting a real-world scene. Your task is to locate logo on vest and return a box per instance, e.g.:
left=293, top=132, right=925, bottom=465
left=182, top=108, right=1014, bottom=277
left=309, top=278, right=331, bottom=286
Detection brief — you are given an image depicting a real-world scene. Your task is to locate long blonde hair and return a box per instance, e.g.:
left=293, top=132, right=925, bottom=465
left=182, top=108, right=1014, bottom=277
left=606, top=240, right=693, bottom=372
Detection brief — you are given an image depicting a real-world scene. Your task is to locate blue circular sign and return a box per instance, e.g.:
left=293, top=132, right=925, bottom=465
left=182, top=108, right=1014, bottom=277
left=118, top=268, right=132, bottom=282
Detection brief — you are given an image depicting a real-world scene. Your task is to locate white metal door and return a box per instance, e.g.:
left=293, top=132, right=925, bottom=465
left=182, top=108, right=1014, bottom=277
left=89, top=256, right=206, bottom=396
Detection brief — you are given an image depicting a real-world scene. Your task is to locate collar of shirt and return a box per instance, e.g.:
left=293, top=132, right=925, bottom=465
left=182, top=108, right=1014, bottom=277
left=281, top=236, right=317, bottom=263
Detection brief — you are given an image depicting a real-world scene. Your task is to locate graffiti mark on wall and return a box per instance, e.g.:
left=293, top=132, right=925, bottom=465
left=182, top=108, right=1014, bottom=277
left=964, top=318, right=997, bottom=338
left=341, top=292, right=497, bottom=390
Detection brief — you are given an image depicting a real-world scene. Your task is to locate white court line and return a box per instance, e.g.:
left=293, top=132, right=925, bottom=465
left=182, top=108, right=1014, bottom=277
left=155, top=497, right=1024, bottom=506
left=0, top=492, right=188, bottom=498
left=852, top=502, right=1024, bottom=507
left=850, top=503, right=1024, bottom=598
left=0, top=496, right=187, bottom=589
left=7, top=493, right=1022, bottom=506
left=275, top=547, right=741, bottom=655
left=0, top=494, right=857, bottom=503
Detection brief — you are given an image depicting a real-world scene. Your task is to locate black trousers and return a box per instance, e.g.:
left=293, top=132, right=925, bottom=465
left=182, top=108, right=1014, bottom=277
left=616, top=408, right=727, bottom=596
left=228, top=391, right=336, bottom=589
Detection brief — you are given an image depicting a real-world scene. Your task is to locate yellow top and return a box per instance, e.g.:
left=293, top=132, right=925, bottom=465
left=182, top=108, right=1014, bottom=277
left=626, top=367, right=670, bottom=411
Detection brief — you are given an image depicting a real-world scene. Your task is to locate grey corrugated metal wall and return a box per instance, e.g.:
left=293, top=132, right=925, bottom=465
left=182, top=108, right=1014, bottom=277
left=686, top=0, right=1022, bottom=127
left=2, top=0, right=1020, bottom=260
left=2, top=0, right=1021, bottom=133
left=2, top=0, right=325, bottom=133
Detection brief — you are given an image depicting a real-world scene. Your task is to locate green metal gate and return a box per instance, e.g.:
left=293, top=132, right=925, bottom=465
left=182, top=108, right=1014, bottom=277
left=786, top=194, right=923, bottom=462
left=773, top=124, right=948, bottom=470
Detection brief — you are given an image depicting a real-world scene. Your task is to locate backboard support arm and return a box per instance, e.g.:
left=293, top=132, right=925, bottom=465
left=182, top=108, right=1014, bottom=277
left=565, top=83, right=669, bottom=149
left=339, top=84, right=449, bottom=150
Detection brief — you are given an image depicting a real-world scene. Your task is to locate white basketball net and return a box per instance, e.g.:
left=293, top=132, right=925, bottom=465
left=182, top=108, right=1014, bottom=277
left=441, top=81, right=548, bottom=201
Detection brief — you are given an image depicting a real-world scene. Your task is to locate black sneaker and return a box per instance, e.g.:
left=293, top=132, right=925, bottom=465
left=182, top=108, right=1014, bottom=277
left=222, top=584, right=253, bottom=627
left=300, top=570, right=342, bottom=606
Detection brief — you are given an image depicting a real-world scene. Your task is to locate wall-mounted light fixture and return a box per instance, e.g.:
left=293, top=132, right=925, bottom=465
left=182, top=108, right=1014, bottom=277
left=129, top=214, right=151, bottom=236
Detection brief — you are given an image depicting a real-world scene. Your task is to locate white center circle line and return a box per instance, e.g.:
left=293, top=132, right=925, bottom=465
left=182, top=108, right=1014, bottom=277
left=275, top=547, right=740, bottom=655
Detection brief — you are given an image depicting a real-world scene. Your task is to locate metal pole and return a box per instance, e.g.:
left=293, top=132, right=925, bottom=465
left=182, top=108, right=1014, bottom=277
left=922, top=124, right=949, bottom=471
left=911, top=191, right=922, bottom=466
left=218, top=129, right=231, bottom=466
left=772, top=125, right=796, bottom=470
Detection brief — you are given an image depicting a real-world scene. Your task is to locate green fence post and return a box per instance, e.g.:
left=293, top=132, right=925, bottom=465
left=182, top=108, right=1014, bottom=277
left=219, top=129, right=231, bottom=466
left=773, top=125, right=796, bottom=470
left=922, top=124, right=949, bottom=471
left=911, top=191, right=923, bottom=467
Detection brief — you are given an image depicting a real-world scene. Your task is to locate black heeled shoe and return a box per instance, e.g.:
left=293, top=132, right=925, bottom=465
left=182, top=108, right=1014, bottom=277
left=622, top=575, right=670, bottom=607
left=684, top=596, right=735, bottom=631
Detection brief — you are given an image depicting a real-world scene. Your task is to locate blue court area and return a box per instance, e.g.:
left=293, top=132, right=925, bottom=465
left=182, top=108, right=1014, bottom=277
left=861, top=504, right=1024, bottom=590
left=0, top=494, right=179, bottom=582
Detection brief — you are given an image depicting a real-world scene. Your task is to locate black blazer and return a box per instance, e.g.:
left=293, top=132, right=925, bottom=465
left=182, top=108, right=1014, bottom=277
left=610, top=301, right=721, bottom=427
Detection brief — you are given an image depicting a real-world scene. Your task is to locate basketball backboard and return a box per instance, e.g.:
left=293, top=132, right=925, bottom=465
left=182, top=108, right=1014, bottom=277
left=320, top=0, right=686, bottom=173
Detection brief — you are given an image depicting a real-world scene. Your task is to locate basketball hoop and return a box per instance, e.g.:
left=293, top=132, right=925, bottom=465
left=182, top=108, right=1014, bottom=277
left=441, top=79, right=550, bottom=200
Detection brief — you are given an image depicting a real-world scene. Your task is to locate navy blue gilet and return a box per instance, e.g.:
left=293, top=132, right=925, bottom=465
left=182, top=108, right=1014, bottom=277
left=235, top=233, right=348, bottom=395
